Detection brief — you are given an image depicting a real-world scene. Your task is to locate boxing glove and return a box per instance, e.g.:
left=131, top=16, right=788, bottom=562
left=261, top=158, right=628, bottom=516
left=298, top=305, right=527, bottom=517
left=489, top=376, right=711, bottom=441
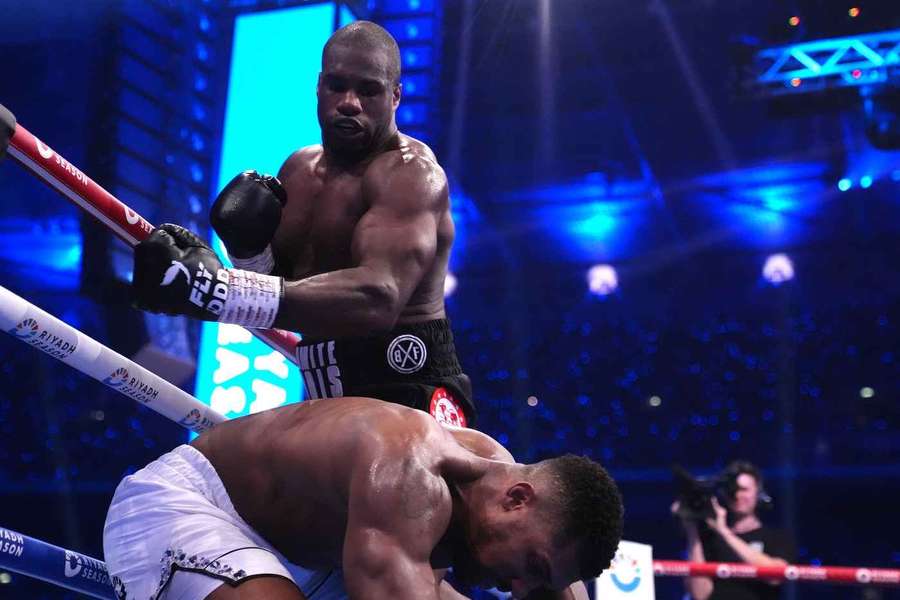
left=210, top=170, right=286, bottom=273
left=133, top=223, right=282, bottom=329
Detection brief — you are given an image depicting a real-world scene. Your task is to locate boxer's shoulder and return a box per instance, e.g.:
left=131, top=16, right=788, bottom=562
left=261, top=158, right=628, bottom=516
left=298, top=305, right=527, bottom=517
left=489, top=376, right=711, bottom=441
left=278, top=144, right=323, bottom=182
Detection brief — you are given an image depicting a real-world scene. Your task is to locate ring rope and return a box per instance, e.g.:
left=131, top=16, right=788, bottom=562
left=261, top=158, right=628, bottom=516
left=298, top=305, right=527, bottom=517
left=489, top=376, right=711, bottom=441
left=0, top=525, right=115, bottom=599
left=654, top=560, right=900, bottom=586
left=0, top=283, right=224, bottom=434
left=0, top=103, right=300, bottom=364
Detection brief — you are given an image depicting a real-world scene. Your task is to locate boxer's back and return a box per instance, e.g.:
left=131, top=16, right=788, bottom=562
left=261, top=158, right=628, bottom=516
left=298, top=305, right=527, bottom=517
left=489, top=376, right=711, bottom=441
left=191, top=397, right=462, bottom=568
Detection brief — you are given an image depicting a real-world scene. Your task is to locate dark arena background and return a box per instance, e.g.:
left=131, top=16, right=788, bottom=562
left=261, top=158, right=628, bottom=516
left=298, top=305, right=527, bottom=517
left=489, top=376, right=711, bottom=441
left=1, top=1, right=899, bottom=599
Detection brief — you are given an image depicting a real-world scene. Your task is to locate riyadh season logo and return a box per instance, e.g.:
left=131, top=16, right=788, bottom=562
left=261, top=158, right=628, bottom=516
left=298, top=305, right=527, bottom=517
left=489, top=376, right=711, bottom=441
left=103, top=367, right=129, bottom=388
left=10, top=318, right=39, bottom=340
left=64, top=551, right=111, bottom=585
left=609, top=550, right=642, bottom=593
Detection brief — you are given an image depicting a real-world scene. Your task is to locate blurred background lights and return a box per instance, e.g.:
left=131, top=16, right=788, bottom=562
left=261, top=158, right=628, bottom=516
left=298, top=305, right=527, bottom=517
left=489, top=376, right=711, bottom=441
left=527, top=395, right=539, bottom=407
left=0, top=573, right=10, bottom=585
left=788, top=16, right=800, bottom=27
left=848, top=6, right=861, bottom=17
left=859, top=386, right=875, bottom=399
left=860, top=175, right=873, bottom=189
left=444, top=272, right=458, bottom=298
left=838, top=178, right=852, bottom=191
left=763, top=253, right=795, bottom=284
left=587, top=264, right=618, bottom=296
left=649, top=395, right=662, bottom=407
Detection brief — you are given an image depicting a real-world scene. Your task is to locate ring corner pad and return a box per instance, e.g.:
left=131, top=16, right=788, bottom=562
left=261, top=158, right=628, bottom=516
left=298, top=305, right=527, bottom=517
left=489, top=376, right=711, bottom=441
left=0, top=103, right=16, bottom=160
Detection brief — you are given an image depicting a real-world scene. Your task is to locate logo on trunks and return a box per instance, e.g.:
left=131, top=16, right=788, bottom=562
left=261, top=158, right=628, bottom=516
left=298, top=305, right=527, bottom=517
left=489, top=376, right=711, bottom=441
left=64, top=550, right=111, bottom=585
left=102, top=367, right=160, bottom=403
left=386, top=334, right=427, bottom=374
left=430, top=387, right=467, bottom=428
left=9, top=318, right=39, bottom=340
left=297, top=340, right=343, bottom=399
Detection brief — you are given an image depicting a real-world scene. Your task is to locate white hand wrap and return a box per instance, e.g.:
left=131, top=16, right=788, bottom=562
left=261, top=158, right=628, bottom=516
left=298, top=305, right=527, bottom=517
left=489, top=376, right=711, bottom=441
left=218, top=268, right=282, bottom=329
left=228, top=244, right=275, bottom=275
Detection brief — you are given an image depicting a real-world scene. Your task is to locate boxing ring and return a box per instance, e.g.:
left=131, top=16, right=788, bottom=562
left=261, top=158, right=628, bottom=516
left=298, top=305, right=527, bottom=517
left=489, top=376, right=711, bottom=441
left=2, top=104, right=899, bottom=598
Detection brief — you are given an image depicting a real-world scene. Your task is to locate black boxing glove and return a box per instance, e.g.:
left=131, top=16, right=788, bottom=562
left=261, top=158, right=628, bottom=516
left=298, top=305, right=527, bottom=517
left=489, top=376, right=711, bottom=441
left=133, top=223, right=283, bottom=328
left=209, top=170, right=287, bottom=274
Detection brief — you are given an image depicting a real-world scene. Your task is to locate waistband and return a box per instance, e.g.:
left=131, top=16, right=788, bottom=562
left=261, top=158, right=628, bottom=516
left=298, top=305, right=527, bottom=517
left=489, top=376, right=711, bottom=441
left=296, top=319, right=464, bottom=399
left=141, top=444, right=237, bottom=517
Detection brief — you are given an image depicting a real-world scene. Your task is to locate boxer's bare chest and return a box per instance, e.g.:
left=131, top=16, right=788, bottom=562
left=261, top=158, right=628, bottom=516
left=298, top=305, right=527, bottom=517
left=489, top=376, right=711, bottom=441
left=273, top=158, right=369, bottom=279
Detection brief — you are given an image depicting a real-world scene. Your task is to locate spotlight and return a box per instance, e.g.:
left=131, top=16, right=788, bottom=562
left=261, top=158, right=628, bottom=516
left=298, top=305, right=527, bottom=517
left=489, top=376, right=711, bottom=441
left=0, top=572, right=10, bottom=584
left=852, top=69, right=862, bottom=79
left=527, top=395, right=539, bottom=407
left=848, top=7, right=860, bottom=18
left=444, top=272, right=458, bottom=298
left=788, top=16, right=800, bottom=27
left=649, top=395, right=662, bottom=407
left=859, top=387, right=875, bottom=398
left=838, top=178, right=852, bottom=191
left=587, top=264, right=618, bottom=296
left=860, top=175, right=873, bottom=189
left=790, top=78, right=802, bottom=87
left=762, top=253, right=794, bottom=285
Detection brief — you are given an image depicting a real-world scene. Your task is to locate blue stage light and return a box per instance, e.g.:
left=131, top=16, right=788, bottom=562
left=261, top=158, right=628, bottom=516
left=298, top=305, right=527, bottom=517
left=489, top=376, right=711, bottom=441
left=860, top=175, right=873, bottom=189
left=195, top=42, right=209, bottom=62
left=838, top=178, right=852, bottom=191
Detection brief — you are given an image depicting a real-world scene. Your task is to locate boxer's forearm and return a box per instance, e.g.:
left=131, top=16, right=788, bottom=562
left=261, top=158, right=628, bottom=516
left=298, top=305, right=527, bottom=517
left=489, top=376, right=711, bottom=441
left=274, top=266, right=400, bottom=337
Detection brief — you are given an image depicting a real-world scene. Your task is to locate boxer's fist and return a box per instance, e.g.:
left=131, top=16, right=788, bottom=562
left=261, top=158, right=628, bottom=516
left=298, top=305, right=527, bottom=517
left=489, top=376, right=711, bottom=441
left=132, top=223, right=228, bottom=321
left=210, top=170, right=286, bottom=261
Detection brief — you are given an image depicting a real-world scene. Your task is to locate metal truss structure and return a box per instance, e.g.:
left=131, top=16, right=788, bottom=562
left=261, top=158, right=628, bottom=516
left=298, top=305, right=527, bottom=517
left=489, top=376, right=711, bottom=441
left=752, top=29, right=900, bottom=96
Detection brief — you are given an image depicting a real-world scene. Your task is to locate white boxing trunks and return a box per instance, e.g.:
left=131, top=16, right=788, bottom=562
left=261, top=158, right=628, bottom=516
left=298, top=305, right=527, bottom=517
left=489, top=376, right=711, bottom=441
left=103, top=444, right=346, bottom=600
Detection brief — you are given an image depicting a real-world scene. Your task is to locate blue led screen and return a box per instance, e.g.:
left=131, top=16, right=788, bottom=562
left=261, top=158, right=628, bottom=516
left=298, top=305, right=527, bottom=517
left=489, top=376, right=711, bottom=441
left=194, top=3, right=355, bottom=424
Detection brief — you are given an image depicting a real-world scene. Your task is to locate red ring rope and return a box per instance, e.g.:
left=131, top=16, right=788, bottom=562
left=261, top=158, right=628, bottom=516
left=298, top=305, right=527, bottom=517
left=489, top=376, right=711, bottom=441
left=5, top=118, right=300, bottom=364
left=654, top=560, right=900, bottom=586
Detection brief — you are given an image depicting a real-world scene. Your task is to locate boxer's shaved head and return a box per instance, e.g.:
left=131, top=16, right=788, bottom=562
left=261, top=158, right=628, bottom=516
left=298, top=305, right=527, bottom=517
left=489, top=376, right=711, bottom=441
left=323, top=21, right=401, bottom=85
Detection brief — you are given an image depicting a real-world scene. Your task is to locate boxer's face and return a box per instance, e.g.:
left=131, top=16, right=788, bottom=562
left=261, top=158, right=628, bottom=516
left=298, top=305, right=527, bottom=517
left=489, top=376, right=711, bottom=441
left=455, top=483, right=580, bottom=598
left=318, top=43, right=400, bottom=160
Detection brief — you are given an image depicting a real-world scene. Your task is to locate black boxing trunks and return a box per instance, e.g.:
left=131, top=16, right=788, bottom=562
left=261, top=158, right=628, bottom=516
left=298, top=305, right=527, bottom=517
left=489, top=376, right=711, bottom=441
left=295, top=318, right=476, bottom=427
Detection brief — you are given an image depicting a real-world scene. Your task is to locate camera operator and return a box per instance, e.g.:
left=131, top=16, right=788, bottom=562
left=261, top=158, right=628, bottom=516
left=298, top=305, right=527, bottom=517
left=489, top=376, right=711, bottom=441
left=672, top=461, right=796, bottom=600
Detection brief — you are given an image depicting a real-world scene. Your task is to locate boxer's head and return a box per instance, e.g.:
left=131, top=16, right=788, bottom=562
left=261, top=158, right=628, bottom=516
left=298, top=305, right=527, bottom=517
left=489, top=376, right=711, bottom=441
left=318, top=21, right=401, bottom=162
left=454, top=455, right=623, bottom=598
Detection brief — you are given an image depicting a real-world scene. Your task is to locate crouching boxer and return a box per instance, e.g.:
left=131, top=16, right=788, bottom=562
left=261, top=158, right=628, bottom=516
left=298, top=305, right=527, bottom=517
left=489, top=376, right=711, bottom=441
left=103, top=397, right=622, bottom=599
left=132, top=21, right=474, bottom=427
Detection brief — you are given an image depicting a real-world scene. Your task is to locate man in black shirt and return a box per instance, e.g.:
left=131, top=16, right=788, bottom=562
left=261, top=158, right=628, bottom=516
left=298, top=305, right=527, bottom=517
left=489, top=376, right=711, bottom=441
left=674, top=461, right=797, bottom=600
